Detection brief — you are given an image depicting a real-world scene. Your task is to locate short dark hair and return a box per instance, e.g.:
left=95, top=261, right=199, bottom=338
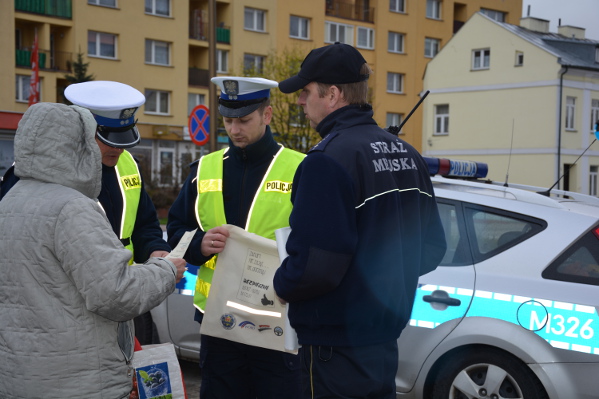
left=316, top=63, right=372, bottom=105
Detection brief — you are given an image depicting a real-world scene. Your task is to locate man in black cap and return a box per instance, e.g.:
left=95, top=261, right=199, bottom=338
left=168, top=76, right=304, bottom=399
left=273, top=43, right=447, bottom=398
left=0, top=81, right=175, bottom=344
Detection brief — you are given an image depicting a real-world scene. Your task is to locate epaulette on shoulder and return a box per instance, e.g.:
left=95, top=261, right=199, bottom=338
left=308, top=131, right=339, bottom=153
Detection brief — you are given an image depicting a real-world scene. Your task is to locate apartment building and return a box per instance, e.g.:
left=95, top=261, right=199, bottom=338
left=0, top=0, right=521, bottom=185
left=422, top=12, right=599, bottom=194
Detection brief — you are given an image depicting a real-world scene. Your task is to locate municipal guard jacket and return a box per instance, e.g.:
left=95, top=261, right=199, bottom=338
left=273, top=104, right=447, bottom=347
left=167, top=126, right=303, bottom=320
left=0, top=103, right=178, bottom=399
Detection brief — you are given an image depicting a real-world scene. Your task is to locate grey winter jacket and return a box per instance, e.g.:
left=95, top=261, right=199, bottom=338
left=0, top=103, right=178, bottom=399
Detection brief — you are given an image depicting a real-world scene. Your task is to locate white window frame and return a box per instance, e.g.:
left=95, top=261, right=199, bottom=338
left=217, top=49, right=228, bottom=73
left=390, top=0, right=405, bottom=13
left=158, top=145, right=175, bottom=186
left=591, top=99, right=599, bottom=132
left=88, top=31, right=117, bottom=59
left=244, top=53, right=265, bottom=74
left=515, top=51, right=524, bottom=66
left=590, top=166, right=598, bottom=196
left=145, top=89, right=170, bottom=115
left=472, top=48, right=490, bottom=70
left=388, top=32, right=404, bottom=54
left=480, top=8, right=505, bottom=22
left=188, top=93, right=205, bottom=116
left=290, top=15, right=310, bottom=40
left=434, top=104, right=449, bottom=135
left=145, top=39, right=170, bottom=66
left=357, top=27, right=374, bottom=50
left=565, top=96, right=576, bottom=130
left=145, top=0, right=170, bottom=17
left=426, top=0, right=441, bottom=19
left=325, top=21, right=354, bottom=45
left=386, top=72, right=404, bottom=94
left=425, top=37, right=440, bottom=58
left=244, top=7, right=266, bottom=32
left=88, top=0, right=116, bottom=7
left=386, top=113, right=403, bottom=132
left=16, top=75, right=42, bottom=103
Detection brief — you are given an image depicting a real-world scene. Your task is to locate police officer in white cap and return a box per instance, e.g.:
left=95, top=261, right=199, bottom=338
left=168, top=77, right=305, bottom=399
left=0, top=80, right=183, bottom=345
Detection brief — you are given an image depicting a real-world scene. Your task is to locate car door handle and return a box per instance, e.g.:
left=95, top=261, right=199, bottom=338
left=423, top=290, right=461, bottom=307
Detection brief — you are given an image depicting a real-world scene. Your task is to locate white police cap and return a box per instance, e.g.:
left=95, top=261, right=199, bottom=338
left=211, top=76, right=278, bottom=118
left=64, top=81, right=145, bottom=148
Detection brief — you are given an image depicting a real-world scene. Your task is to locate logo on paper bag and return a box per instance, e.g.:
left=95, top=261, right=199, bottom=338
left=274, top=326, right=283, bottom=336
left=239, top=321, right=256, bottom=329
left=136, top=362, right=172, bottom=399
left=221, top=313, right=236, bottom=330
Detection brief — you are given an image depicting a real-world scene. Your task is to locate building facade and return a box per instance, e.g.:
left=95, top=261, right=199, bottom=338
left=422, top=12, right=599, bottom=195
left=1, top=0, right=522, bottom=186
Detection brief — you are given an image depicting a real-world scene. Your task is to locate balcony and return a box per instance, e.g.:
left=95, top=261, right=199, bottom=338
left=16, top=48, right=72, bottom=72
left=189, top=67, right=210, bottom=87
left=15, top=0, right=72, bottom=18
left=189, top=9, right=230, bottom=43
left=325, top=0, right=374, bottom=23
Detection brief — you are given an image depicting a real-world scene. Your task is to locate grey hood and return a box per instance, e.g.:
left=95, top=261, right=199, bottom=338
left=14, top=102, right=102, bottom=199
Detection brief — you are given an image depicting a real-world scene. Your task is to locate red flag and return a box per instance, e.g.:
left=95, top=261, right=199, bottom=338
left=28, top=32, right=40, bottom=106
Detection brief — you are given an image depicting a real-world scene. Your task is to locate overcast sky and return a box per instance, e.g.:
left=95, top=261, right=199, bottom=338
left=522, top=0, right=599, bottom=40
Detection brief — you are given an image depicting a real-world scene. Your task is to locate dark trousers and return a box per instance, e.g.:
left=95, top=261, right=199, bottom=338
left=300, top=341, right=398, bottom=399
left=199, top=334, right=301, bottom=399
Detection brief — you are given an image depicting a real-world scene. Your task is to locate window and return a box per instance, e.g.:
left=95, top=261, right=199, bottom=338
left=145, top=0, right=170, bottom=17
left=426, top=0, right=441, bottom=19
left=325, top=21, right=354, bottom=45
left=425, top=38, right=440, bottom=58
left=472, top=48, right=490, bottom=70
left=515, top=51, right=524, bottom=66
left=390, top=0, right=405, bottom=13
left=159, top=142, right=175, bottom=185
left=590, top=166, right=598, bottom=196
left=188, top=93, right=205, bottom=115
left=88, top=0, right=116, bottom=6
left=15, top=75, right=41, bottom=102
left=145, top=39, right=170, bottom=66
left=480, top=8, right=505, bottom=22
left=388, top=32, right=404, bottom=53
left=88, top=31, right=116, bottom=58
left=145, top=89, right=170, bottom=115
left=596, top=47, right=599, bottom=63
left=244, top=54, right=265, bottom=74
left=386, top=113, right=403, bottom=130
left=245, top=7, right=265, bottom=32
left=290, top=16, right=309, bottom=39
left=434, top=104, right=449, bottom=135
left=357, top=27, right=374, bottom=50
left=591, top=99, right=599, bottom=132
left=217, top=50, right=228, bottom=73
left=566, top=96, right=576, bottom=130
left=543, top=227, right=599, bottom=286
left=386, top=72, right=403, bottom=94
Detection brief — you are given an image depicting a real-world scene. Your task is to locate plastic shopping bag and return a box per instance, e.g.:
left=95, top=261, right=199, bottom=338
left=131, top=343, right=186, bottom=399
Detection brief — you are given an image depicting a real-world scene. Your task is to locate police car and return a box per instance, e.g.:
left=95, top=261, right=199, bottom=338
left=152, top=157, right=599, bottom=398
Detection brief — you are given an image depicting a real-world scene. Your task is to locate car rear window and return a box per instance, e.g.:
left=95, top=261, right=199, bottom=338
left=543, top=225, right=599, bottom=286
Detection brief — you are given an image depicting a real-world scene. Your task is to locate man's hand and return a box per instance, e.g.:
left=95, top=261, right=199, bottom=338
left=201, top=226, right=230, bottom=257
left=169, top=257, right=188, bottom=283
left=150, top=250, right=170, bottom=258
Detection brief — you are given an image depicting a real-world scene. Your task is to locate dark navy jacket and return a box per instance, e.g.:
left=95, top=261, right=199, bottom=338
left=273, top=105, right=446, bottom=347
left=166, top=126, right=281, bottom=323
left=0, top=162, right=169, bottom=263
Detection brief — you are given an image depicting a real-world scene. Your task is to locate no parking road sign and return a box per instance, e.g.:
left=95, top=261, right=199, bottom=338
left=189, top=104, right=210, bottom=146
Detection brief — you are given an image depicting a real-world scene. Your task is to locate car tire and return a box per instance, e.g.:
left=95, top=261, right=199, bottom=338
left=430, top=347, right=549, bottom=399
left=134, top=311, right=160, bottom=345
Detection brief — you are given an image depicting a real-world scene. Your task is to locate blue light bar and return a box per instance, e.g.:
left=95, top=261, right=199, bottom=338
left=424, top=157, right=488, bottom=178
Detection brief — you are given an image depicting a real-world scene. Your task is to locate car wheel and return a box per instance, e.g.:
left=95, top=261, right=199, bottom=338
left=431, top=347, right=549, bottom=399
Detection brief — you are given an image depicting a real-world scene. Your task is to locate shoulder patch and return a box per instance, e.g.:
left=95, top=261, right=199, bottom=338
left=308, top=131, right=340, bottom=153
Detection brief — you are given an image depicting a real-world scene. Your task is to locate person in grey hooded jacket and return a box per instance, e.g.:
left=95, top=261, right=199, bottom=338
left=0, top=102, right=186, bottom=399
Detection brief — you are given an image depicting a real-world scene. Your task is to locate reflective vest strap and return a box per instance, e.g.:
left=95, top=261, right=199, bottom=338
left=114, top=151, right=142, bottom=262
left=195, top=149, right=227, bottom=229
left=193, top=257, right=216, bottom=311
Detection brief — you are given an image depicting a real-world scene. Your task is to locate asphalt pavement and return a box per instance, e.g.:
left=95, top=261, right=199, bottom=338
left=180, top=359, right=201, bottom=398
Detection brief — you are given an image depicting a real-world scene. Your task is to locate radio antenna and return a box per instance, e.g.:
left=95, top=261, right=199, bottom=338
left=386, top=90, right=430, bottom=136
left=541, top=137, right=597, bottom=196
left=504, top=119, right=515, bottom=187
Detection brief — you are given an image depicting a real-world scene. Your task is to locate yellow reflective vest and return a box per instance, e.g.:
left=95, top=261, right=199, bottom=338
left=193, top=145, right=304, bottom=312
left=114, top=150, right=142, bottom=264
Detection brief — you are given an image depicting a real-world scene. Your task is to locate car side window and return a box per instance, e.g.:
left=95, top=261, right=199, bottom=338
left=543, top=226, right=599, bottom=286
left=464, top=205, right=546, bottom=263
left=437, top=200, right=473, bottom=266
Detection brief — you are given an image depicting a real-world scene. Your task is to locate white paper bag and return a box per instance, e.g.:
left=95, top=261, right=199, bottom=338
left=200, top=225, right=298, bottom=354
